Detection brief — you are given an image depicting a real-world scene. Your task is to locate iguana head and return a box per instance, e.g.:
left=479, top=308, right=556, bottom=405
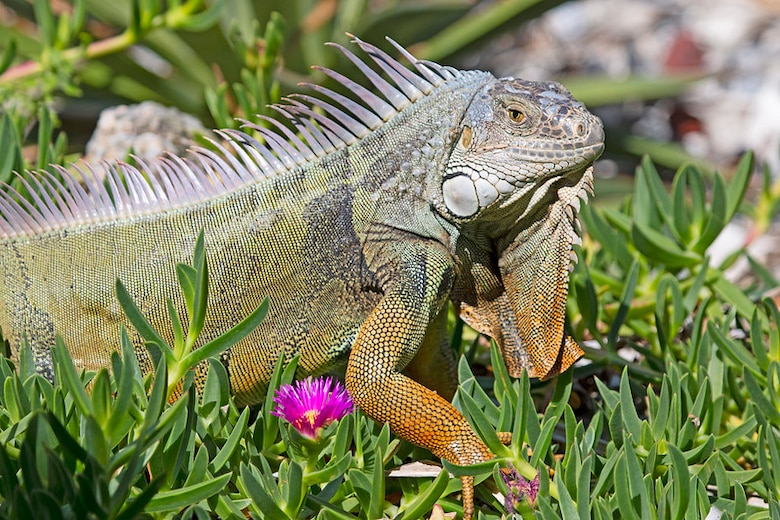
left=444, top=77, right=604, bottom=380
left=440, top=78, right=604, bottom=221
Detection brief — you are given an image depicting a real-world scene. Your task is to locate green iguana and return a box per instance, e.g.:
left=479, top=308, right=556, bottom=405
left=0, top=37, right=603, bottom=517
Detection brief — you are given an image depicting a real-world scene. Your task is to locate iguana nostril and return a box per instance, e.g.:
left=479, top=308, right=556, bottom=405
left=566, top=120, right=588, bottom=138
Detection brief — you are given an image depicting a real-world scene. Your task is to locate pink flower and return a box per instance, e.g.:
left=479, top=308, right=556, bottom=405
left=271, top=376, right=354, bottom=438
left=502, top=466, right=540, bottom=512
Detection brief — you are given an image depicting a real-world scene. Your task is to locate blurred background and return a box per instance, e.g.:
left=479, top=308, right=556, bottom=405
left=0, top=0, right=779, bottom=194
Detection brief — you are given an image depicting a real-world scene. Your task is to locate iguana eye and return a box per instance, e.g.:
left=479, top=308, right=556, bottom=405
left=507, top=108, right=525, bottom=123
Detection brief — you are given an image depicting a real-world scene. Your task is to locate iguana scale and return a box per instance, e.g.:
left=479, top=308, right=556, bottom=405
left=0, top=37, right=603, bottom=517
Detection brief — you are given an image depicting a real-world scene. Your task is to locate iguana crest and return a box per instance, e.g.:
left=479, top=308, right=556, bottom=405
left=0, top=37, right=469, bottom=238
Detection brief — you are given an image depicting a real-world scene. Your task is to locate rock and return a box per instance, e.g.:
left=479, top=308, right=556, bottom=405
left=85, top=101, right=208, bottom=162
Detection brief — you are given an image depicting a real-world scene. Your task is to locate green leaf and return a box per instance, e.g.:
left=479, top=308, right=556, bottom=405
left=305, top=492, right=358, bottom=520
left=733, top=482, right=747, bottom=518
left=632, top=159, right=661, bottom=229
left=670, top=168, right=692, bottom=244
left=303, top=452, right=353, bottom=486
left=490, top=336, right=515, bottom=408
left=171, top=0, right=225, bottom=31
left=0, top=39, right=16, bottom=76
left=707, top=321, right=762, bottom=377
left=202, top=357, right=230, bottom=408
left=459, top=390, right=509, bottom=457
left=17, top=336, right=37, bottom=380
left=725, top=152, right=753, bottom=222
left=613, top=453, right=640, bottom=520
left=262, top=353, right=293, bottom=450
left=619, top=369, right=642, bottom=439
left=35, top=107, right=55, bottom=170
left=142, top=355, right=169, bottom=433
left=107, top=328, right=141, bottom=443
left=744, top=369, right=780, bottom=425
left=187, top=230, right=209, bottom=345
left=176, top=264, right=197, bottom=309
left=414, top=0, right=550, bottom=62
left=590, top=448, right=619, bottom=500
left=565, top=74, right=702, bottom=107
left=631, top=221, right=701, bottom=268
left=758, top=300, right=780, bottom=370
left=577, top=455, right=593, bottom=519
left=572, top=257, right=601, bottom=340
left=607, top=260, right=639, bottom=351
left=348, top=464, right=384, bottom=516
left=129, top=0, right=143, bottom=37
left=165, top=389, right=197, bottom=488
left=51, top=338, right=93, bottom=416
left=682, top=435, right=714, bottom=464
left=513, top=371, right=532, bottom=449
left=622, top=435, right=647, bottom=513
left=44, top=411, right=89, bottom=463
left=691, top=181, right=725, bottom=254
left=651, top=379, right=671, bottom=441
left=667, top=444, right=690, bottom=520
left=714, top=414, right=756, bottom=450
left=683, top=258, right=709, bottom=312
left=655, top=274, right=686, bottom=351
left=110, top=429, right=157, bottom=516
left=639, top=156, right=675, bottom=235
left=708, top=273, right=757, bottom=321
left=530, top=415, right=559, bottom=467
left=184, top=297, right=269, bottom=367
left=580, top=205, right=634, bottom=270
left=0, top=442, right=20, bottom=499
left=210, top=407, right=250, bottom=472
left=116, top=477, right=165, bottom=520
left=281, top=460, right=305, bottom=516
left=555, top=461, right=579, bottom=519
left=68, top=0, right=87, bottom=42
left=116, top=278, right=171, bottom=357
left=91, top=368, right=112, bottom=429
left=397, top=469, right=450, bottom=520
left=167, top=298, right=185, bottom=353
left=145, top=473, right=230, bottom=512
left=685, top=164, right=707, bottom=228
left=0, top=113, right=22, bottom=184
left=440, top=457, right=498, bottom=477
left=33, top=0, right=55, bottom=47
left=332, top=412, right=354, bottom=459
left=370, top=446, right=387, bottom=519
left=183, top=446, right=210, bottom=488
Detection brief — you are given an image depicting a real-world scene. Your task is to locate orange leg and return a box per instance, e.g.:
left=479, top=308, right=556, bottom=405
left=345, top=245, right=493, bottom=518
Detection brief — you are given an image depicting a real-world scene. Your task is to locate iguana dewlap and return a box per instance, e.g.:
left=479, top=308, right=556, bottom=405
left=0, top=37, right=603, bottom=517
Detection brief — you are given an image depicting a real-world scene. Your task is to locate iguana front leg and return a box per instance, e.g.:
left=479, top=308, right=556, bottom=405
left=345, top=242, right=491, bottom=518
left=403, top=306, right=459, bottom=401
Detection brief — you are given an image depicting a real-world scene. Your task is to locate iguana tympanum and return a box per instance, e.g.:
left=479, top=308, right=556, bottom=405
left=0, top=37, right=603, bottom=517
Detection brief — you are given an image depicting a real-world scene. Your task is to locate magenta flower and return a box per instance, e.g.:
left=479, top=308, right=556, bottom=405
left=502, top=466, right=540, bottom=513
left=271, top=376, right=354, bottom=438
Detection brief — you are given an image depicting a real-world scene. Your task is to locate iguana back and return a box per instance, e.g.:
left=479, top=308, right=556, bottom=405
left=0, top=37, right=603, bottom=518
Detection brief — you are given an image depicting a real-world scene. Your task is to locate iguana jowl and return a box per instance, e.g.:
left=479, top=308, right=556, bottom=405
left=0, top=37, right=603, bottom=517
